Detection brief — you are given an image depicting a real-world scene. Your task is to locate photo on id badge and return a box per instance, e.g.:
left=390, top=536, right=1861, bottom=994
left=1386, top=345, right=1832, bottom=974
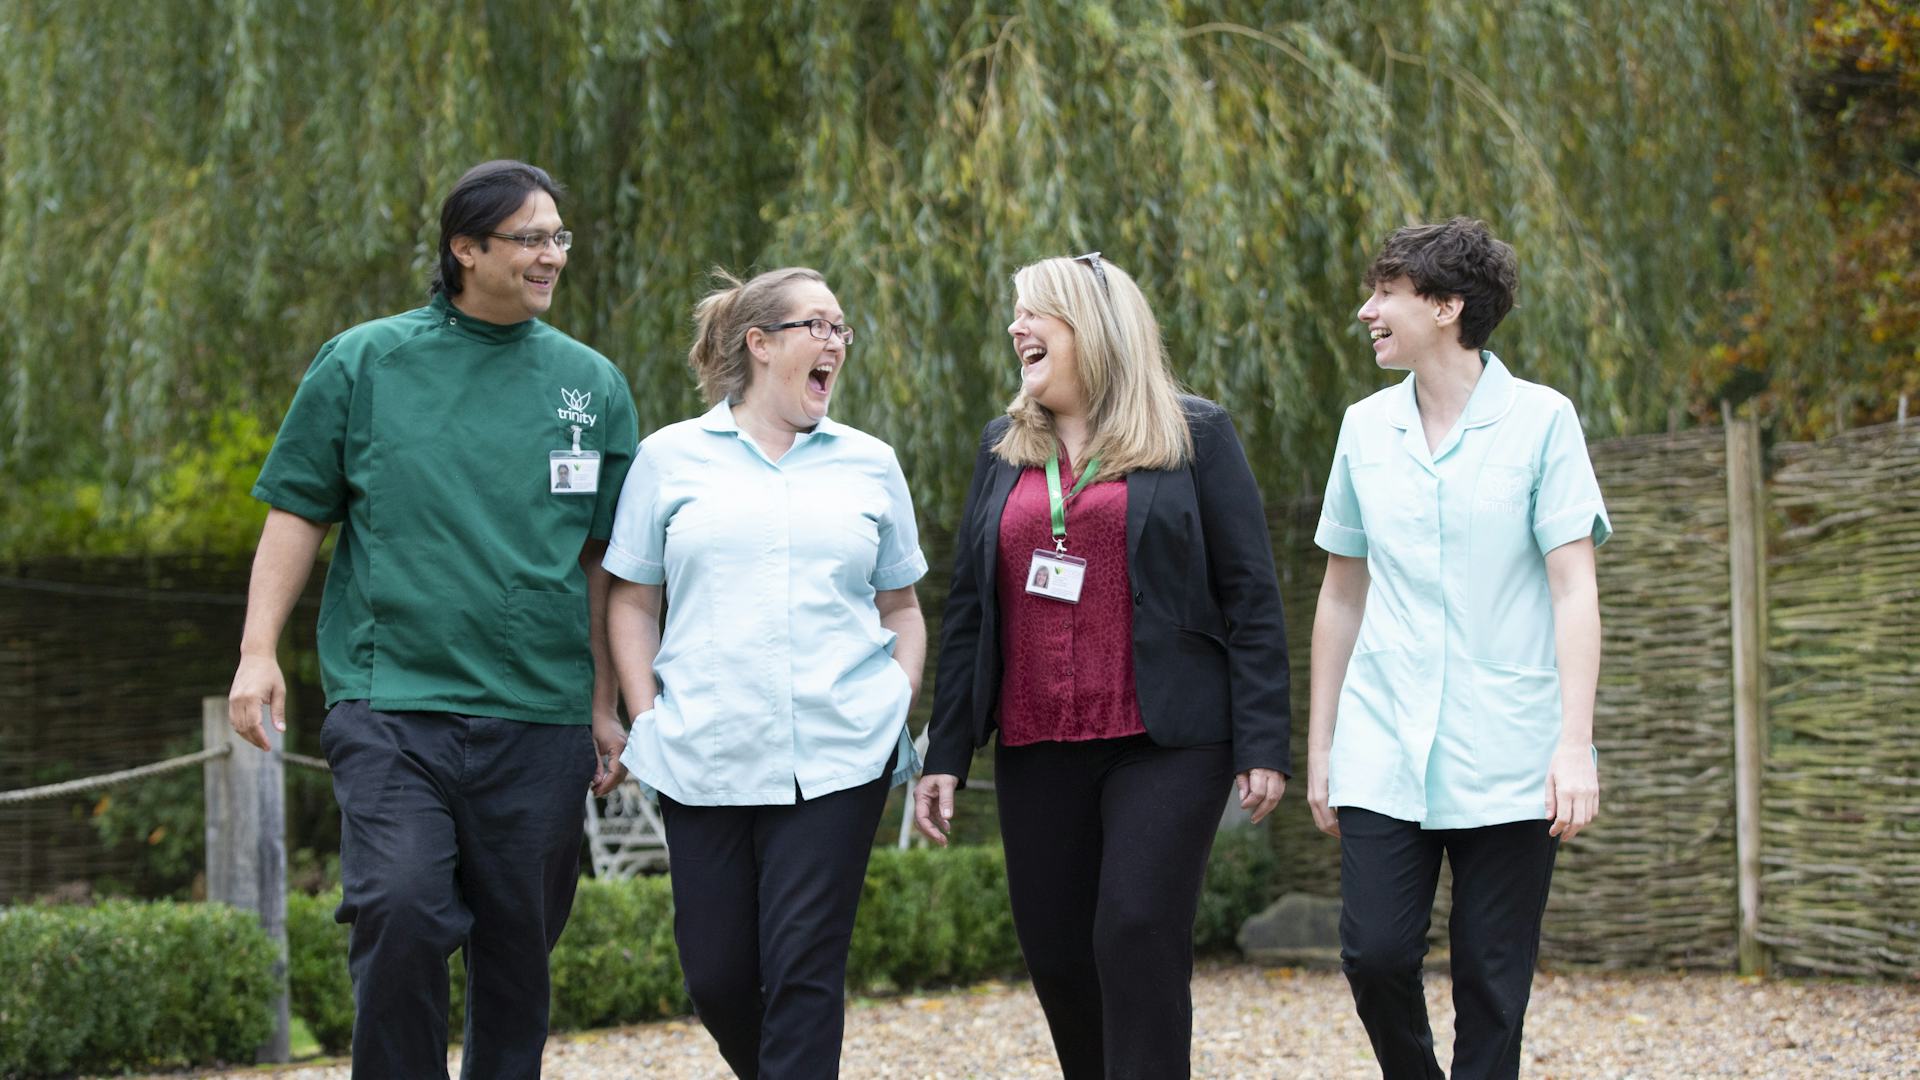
left=1027, top=550, right=1086, bottom=603
left=550, top=451, right=599, bottom=494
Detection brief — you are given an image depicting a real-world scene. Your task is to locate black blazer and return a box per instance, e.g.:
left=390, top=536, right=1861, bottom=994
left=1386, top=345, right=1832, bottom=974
left=924, top=397, right=1292, bottom=782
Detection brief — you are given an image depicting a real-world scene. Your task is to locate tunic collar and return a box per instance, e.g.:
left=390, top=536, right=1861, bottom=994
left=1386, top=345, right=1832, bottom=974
left=699, top=400, right=848, bottom=440
left=1385, top=351, right=1517, bottom=466
left=429, top=292, right=537, bottom=344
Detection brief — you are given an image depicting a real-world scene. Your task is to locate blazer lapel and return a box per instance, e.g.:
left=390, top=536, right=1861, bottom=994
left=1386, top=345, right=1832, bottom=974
left=979, top=458, right=1021, bottom=582
left=1126, top=468, right=1162, bottom=564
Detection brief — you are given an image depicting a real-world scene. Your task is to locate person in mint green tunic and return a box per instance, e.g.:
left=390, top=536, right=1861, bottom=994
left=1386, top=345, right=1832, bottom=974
left=226, top=160, right=638, bottom=1080
left=1307, top=218, right=1610, bottom=1080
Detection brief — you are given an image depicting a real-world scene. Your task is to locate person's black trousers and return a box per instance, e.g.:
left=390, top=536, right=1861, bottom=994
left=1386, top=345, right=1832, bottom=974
left=659, top=770, right=892, bottom=1080
left=321, top=700, right=595, bottom=1080
left=994, top=734, right=1234, bottom=1080
left=1337, top=807, right=1560, bottom=1080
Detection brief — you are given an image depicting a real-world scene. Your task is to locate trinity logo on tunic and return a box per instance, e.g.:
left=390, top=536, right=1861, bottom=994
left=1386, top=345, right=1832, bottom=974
left=1476, top=468, right=1530, bottom=515
left=557, top=388, right=598, bottom=427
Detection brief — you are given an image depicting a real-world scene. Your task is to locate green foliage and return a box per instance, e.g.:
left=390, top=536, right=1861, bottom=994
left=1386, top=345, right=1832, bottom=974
left=86, top=731, right=339, bottom=899
left=547, top=877, right=686, bottom=1030
left=1193, top=825, right=1281, bottom=954
left=0, top=409, right=274, bottom=559
left=1693, top=0, right=1919, bottom=431
left=286, top=890, right=355, bottom=1057
left=0, top=901, right=277, bottom=1076
left=0, top=3, right=1832, bottom=557
left=847, top=845, right=1024, bottom=993
left=286, top=837, right=1272, bottom=1054
left=86, top=740, right=207, bottom=897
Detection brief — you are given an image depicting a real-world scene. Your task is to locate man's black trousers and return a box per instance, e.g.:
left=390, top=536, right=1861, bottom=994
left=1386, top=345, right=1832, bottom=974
left=322, top=700, right=594, bottom=1080
left=993, top=734, right=1235, bottom=1080
left=658, top=769, right=892, bottom=1080
left=1337, top=807, right=1560, bottom=1080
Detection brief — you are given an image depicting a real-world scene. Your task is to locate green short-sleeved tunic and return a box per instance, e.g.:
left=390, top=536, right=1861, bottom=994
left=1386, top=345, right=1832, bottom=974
left=253, top=293, right=639, bottom=724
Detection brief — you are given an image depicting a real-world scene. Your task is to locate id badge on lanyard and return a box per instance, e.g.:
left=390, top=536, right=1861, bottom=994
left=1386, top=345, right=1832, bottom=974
left=550, top=424, right=600, bottom=494
left=1024, top=449, right=1100, bottom=604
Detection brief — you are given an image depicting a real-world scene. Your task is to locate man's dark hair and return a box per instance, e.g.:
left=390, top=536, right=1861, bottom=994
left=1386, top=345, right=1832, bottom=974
left=429, top=160, right=565, bottom=298
left=1363, top=217, right=1518, bottom=350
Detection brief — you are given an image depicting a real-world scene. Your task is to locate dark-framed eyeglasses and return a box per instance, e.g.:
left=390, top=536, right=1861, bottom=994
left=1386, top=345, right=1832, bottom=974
left=761, top=318, right=855, bottom=345
left=484, top=229, right=574, bottom=252
left=1073, top=250, right=1110, bottom=299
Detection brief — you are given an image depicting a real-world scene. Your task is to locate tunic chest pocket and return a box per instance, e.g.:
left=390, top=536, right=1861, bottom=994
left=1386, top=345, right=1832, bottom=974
left=1473, top=464, right=1534, bottom=519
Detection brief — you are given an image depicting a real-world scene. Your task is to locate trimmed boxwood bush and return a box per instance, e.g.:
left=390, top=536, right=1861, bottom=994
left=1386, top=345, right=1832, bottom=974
left=288, top=837, right=1278, bottom=1055
left=0, top=834, right=1282, bottom=1067
left=0, top=901, right=277, bottom=1077
left=286, top=891, right=354, bottom=1057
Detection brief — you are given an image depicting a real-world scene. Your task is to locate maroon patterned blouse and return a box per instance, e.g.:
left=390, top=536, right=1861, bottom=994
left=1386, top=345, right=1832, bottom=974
left=994, top=452, right=1146, bottom=745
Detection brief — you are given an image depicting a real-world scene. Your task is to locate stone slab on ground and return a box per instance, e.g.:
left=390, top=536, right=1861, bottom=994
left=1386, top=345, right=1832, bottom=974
left=148, top=964, right=1919, bottom=1079
left=1236, top=891, right=1343, bottom=968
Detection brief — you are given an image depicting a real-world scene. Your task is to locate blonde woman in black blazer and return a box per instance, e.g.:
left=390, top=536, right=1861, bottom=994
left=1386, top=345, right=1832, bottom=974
left=914, top=253, right=1292, bottom=1079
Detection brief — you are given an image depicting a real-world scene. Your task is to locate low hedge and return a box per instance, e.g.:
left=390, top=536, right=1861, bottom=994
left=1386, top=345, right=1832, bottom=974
left=6, top=831, right=1280, bottom=1069
left=0, top=900, right=278, bottom=1077
left=292, top=833, right=1276, bottom=1056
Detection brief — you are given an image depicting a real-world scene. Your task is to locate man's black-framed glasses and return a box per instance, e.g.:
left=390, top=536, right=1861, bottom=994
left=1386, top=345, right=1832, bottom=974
left=1073, top=250, right=1111, bottom=299
left=484, top=229, right=574, bottom=252
left=761, top=318, right=855, bottom=345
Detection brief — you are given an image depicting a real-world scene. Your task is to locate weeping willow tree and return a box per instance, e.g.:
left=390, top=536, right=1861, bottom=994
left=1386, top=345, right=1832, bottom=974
left=0, top=0, right=1819, bottom=552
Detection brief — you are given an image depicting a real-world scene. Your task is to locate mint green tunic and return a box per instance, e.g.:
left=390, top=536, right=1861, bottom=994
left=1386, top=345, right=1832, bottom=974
left=1315, top=354, right=1611, bottom=828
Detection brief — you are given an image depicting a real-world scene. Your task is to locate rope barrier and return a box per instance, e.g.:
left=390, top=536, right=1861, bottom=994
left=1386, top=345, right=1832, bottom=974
left=0, top=746, right=232, bottom=805
left=0, top=744, right=333, bottom=805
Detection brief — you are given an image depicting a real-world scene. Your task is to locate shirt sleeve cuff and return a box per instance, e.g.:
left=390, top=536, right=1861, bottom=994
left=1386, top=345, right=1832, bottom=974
left=601, top=542, right=665, bottom=584
left=1314, top=517, right=1368, bottom=558
left=1534, top=502, right=1612, bottom=553
left=251, top=484, right=344, bottom=525
left=872, top=548, right=929, bottom=591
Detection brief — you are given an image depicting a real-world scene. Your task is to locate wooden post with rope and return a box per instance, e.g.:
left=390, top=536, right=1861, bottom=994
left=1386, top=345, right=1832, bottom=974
left=202, top=695, right=291, bottom=1063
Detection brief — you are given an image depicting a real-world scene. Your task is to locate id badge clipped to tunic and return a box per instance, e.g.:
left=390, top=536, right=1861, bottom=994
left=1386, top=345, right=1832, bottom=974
left=550, top=424, right=600, bottom=494
left=1027, top=449, right=1100, bottom=604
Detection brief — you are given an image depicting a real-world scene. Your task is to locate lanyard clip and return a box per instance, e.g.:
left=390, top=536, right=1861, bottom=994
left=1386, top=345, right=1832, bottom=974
left=1053, top=536, right=1068, bottom=555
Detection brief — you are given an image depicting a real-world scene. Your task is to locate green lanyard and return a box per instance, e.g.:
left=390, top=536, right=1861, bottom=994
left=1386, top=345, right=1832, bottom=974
left=1045, top=449, right=1102, bottom=553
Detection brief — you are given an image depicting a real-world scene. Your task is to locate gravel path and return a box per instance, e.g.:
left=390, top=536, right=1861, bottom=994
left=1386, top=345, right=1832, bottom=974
left=170, top=964, right=1918, bottom=1078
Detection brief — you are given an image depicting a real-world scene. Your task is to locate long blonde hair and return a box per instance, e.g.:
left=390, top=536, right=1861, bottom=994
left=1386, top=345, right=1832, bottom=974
left=687, top=266, right=826, bottom=405
left=994, top=256, right=1192, bottom=473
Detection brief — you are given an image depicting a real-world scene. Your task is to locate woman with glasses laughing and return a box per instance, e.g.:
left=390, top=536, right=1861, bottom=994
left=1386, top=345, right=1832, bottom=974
left=599, top=267, right=927, bottom=1078
left=915, top=253, right=1292, bottom=1078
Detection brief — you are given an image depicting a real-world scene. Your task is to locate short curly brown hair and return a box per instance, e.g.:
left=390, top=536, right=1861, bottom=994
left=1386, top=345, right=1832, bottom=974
left=1363, top=217, right=1518, bottom=350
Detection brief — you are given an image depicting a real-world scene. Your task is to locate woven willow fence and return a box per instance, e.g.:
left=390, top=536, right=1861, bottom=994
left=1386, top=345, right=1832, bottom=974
left=1267, top=420, right=1917, bottom=977
left=1760, top=423, right=1920, bottom=977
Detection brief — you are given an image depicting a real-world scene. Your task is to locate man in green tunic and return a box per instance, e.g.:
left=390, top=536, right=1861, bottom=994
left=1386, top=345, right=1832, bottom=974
left=226, top=160, right=638, bottom=1078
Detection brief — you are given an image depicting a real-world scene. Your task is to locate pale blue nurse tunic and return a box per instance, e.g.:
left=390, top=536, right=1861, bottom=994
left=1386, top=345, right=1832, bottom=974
left=605, top=402, right=927, bottom=805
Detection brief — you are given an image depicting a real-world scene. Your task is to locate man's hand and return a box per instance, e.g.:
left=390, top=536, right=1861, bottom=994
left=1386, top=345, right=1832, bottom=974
left=590, top=710, right=629, bottom=796
left=1545, top=742, right=1599, bottom=840
left=913, top=773, right=960, bottom=846
left=1235, top=768, right=1286, bottom=825
left=1307, top=751, right=1340, bottom=837
left=227, top=652, right=286, bottom=752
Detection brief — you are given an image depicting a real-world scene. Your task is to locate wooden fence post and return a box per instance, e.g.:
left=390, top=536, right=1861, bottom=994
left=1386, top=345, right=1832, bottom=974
left=202, top=696, right=291, bottom=1063
left=1722, top=407, right=1769, bottom=976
